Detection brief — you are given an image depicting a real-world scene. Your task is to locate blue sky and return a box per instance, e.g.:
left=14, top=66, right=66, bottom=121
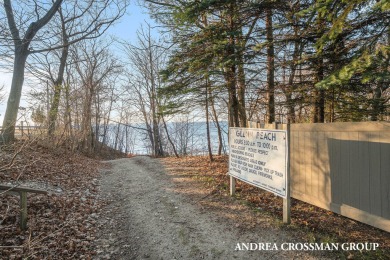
left=108, top=1, right=155, bottom=42
left=0, top=1, right=155, bottom=123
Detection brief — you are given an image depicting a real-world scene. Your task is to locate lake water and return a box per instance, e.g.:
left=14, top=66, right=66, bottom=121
left=98, top=121, right=229, bottom=156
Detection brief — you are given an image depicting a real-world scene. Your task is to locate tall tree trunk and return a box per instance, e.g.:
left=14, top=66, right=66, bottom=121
left=226, top=68, right=240, bottom=127
left=148, top=30, right=163, bottom=157
left=225, top=1, right=240, bottom=128
left=139, top=91, right=154, bottom=154
left=266, top=8, right=275, bottom=124
left=151, top=87, right=161, bottom=156
left=313, top=13, right=326, bottom=123
left=124, top=125, right=129, bottom=154
left=237, top=61, right=247, bottom=127
left=209, top=88, right=223, bottom=155
left=64, top=75, right=75, bottom=149
left=371, top=28, right=389, bottom=121
left=81, top=82, right=94, bottom=151
left=286, top=6, right=302, bottom=124
left=313, top=89, right=325, bottom=123
left=94, top=93, right=101, bottom=151
left=48, top=9, right=69, bottom=136
left=100, top=88, right=114, bottom=151
left=371, top=86, right=384, bottom=121
left=152, top=116, right=162, bottom=156
left=162, top=116, right=179, bottom=158
left=205, top=79, right=213, bottom=162
left=236, top=24, right=247, bottom=127
left=313, top=58, right=325, bottom=123
left=114, top=122, right=121, bottom=150
left=48, top=46, right=69, bottom=135
left=2, top=50, right=28, bottom=143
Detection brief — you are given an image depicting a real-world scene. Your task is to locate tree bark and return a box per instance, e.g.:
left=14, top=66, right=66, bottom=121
left=81, top=82, right=94, bottom=151
left=225, top=1, right=240, bottom=128
left=226, top=67, right=240, bottom=127
left=371, top=86, right=384, bottom=121
left=48, top=11, right=69, bottom=135
left=162, top=116, right=179, bottom=158
left=237, top=61, right=247, bottom=127
left=266, top=8, right=275, bottom=124
left=48, top=47, right=69, bottom=135
left=205, top=79, right=213, bottom=162
left=236, top=25, right=247, bottom=127
left=285, top=5, right=302, bottom=124
left=1, top=50, right=28, bottom=142
left=209, top=88, right=223, bottom=155
left=313, top=58, right=325, bottom=123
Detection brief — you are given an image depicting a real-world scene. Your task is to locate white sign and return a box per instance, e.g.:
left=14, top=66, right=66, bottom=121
left=229, top=127, right=288, bottom=198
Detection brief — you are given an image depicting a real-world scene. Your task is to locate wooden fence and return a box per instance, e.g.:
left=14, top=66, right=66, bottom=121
left=249, top=121, right=390, bottom=232
left=0, top=124, right=47, bottom=138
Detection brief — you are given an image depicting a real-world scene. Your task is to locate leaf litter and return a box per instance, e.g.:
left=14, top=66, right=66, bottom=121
left=0, top=140, right=106, bottom=259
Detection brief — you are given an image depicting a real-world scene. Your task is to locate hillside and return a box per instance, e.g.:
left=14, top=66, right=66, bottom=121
left=0, top=141, right=111, bottom=258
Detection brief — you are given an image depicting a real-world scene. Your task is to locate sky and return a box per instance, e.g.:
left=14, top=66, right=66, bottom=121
left=0, top=1, right=155, bottom=124
left=108, top=1, right=156, bottom=43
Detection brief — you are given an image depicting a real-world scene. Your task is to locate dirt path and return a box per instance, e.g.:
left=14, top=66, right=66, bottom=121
left=94, top=157, right=332, bottom=260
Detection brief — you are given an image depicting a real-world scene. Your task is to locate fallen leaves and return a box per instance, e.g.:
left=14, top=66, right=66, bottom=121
left=0, top=140, right=106, bottom=259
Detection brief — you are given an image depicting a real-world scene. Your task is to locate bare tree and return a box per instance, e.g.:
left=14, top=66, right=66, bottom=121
left=44, top=0, right=126, bottom=135
left=1, top=0, right=63, bottom=142
left=72, top=39, right=122, bottom=152
left=0, top=0, right=127, bottom=143
left=123, top=25, right=167, bottom=156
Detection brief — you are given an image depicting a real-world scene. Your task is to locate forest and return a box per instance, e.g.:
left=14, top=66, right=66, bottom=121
left=0, top=0, right=389, bottom=157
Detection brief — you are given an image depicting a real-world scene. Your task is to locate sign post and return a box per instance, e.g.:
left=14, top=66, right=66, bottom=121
left=230, top=175, right=236, bottom=196
left=283, top=123, right=291, bottom=224
left=228, top=125, right=290, bottom=223
left=229, top=123, right=237, bottom=197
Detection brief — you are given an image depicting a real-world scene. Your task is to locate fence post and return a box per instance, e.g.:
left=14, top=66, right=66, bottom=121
left=21, top=121, right=24, bottom=137
left=230, top=175, right=236, bottom=196
left=229, top=123, right=236, bottom=196
left=283, top=123, right=291, bottom=224
left=20, top=191, right=27, bottom=230
left=273, top=122, right=291, bottom=224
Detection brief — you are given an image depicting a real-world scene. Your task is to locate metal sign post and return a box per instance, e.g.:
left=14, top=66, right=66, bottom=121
left=283, top=123, right=291, bottom=224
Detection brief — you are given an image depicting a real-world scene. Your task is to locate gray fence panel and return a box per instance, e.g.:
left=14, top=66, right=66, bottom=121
left=256, top=121, right=390, bottom=232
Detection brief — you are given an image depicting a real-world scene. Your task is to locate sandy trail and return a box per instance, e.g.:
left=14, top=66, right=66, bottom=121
left=94, top=156, right=331, bottom=260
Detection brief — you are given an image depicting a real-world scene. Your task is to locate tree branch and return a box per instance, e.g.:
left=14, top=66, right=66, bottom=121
left=3, top=0, right=22, bottom=46
left=24, top=0, right=64, bottom=42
